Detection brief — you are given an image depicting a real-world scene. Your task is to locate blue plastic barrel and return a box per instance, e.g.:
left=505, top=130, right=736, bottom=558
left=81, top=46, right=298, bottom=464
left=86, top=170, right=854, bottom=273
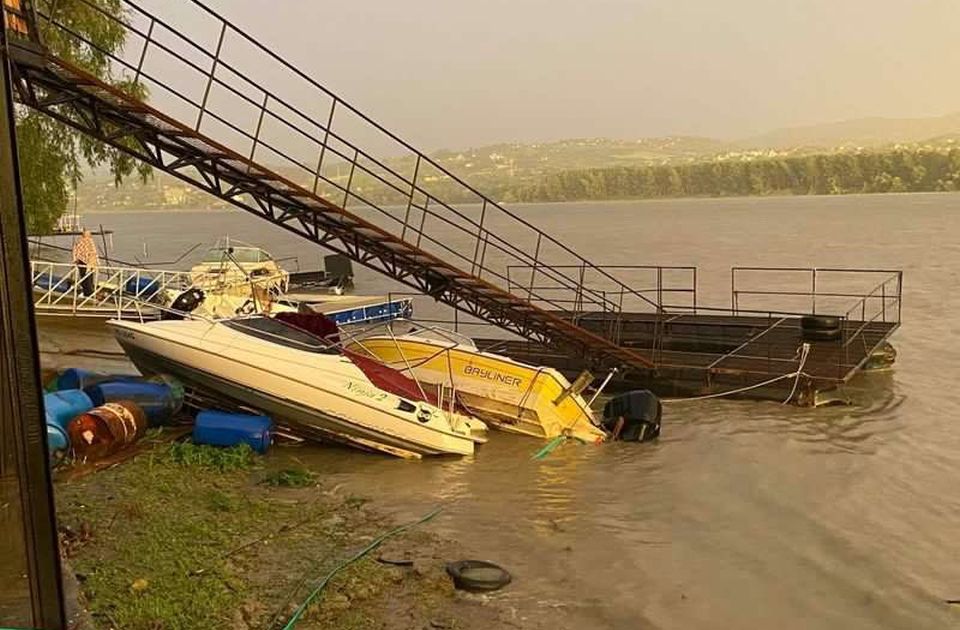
left=43, top=389, right=94, bottom=456
left=85, top=381, right=181, bottom=426
left=124, top=276, right=162, bottom=301
left=53, top=368, right=140, bottom=392
left=193, top=410, right=272, bottom=454
left=47, top=423, right=70, bottom=453
left=44, top=389, right=94, bottom=430
left=146, top=374, right=185, bottom=411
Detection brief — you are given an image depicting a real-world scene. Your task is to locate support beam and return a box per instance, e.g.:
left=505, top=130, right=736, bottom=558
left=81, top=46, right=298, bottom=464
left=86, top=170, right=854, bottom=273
left=0, top=31, right=65, bottom=630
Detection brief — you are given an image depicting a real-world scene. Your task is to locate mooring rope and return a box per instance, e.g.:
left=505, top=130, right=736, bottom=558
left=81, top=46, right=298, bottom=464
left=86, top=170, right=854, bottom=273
left=662, top=342, right=812, bottom=405
left=779, top=342, right=812, bottom=405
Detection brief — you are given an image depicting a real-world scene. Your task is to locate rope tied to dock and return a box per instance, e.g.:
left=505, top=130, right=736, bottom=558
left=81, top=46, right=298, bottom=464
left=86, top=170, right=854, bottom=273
left=662, top=342, right=812, bottom=405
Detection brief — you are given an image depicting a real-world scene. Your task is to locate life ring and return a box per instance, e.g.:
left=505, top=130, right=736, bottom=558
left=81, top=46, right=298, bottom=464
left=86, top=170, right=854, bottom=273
left=445, top=560, right=512, bottom=592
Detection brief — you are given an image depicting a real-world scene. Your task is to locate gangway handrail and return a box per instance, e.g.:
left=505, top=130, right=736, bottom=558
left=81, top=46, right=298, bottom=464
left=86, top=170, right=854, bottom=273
left=31, top=0, right=656, bottom=321
left=36, top=6, right=622, bottom=320
left=30, top=259, right=195, bottom=316
left=176, top=0, right=655, bottom=299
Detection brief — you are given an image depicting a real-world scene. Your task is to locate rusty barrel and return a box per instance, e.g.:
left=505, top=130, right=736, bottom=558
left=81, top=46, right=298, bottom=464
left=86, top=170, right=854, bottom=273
left=68, top=401, right=148, bottom=461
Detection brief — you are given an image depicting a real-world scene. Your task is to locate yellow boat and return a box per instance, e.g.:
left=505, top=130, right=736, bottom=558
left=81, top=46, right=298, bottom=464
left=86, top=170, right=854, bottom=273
left=345, top=325, right=607, bottom=443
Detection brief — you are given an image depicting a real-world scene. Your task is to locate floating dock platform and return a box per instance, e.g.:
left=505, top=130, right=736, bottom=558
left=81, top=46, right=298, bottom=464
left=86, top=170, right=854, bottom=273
left=477, top=267, right=902, bottom=405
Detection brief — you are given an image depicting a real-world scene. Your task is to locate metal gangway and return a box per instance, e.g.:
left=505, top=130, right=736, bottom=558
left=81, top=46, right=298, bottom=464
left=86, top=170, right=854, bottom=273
left=1, top=0, right=661, bottom=374
left=30, top=259, right=192, bottom=319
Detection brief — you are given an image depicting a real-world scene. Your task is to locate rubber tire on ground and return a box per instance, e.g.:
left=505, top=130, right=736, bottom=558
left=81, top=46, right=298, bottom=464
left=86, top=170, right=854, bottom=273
left=801, top=315, right=841, bottom=331
left=802, top=327, right=842, bottom=342
left=445, top=560, right=512, bottom=592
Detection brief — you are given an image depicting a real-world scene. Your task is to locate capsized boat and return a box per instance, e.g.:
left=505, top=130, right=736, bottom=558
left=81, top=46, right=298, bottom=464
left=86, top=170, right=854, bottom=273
left=108, top=315, right=485, bottom=458
left=344, top=322, right=608, bottom=443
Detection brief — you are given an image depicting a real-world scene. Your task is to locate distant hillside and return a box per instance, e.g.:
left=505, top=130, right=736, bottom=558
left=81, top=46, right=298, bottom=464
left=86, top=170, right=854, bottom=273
left=510, top=145, right=960, bottom=203
left=426, top=136, right=730, bottom=171
left=740, top=112, right=960, bottom=150
left=75, top=137, right=731, bottom=211
left=73, top=112, right=960, bottom=211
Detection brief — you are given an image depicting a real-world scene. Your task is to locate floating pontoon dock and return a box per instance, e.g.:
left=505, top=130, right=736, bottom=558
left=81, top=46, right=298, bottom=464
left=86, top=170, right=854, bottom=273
left=477, top=267, right=902, bottom=405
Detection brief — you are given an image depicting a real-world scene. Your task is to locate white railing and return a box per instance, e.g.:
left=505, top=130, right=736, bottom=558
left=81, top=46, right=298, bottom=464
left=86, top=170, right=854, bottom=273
left=30, top=260, right=194, bottom=319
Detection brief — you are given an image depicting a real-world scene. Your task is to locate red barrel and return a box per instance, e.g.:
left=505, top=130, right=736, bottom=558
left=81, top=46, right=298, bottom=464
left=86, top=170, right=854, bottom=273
left=68, top=401, right=148, bottom=461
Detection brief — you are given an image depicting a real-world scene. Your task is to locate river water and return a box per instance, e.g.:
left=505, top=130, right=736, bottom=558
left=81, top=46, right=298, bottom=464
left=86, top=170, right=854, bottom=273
left=47, top=193, right=960, bottom=629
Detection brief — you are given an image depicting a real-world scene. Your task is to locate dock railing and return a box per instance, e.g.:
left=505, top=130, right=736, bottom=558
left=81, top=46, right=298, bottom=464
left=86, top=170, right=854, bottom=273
left=30, top=260, right=193, bottom=318
left=506, top=264, right=696, bottom=314
left=731, top=267, right=902, bottom=321
left=728, top=267, right=903, bottom=381
left=506, top=263, right=697, bottom=359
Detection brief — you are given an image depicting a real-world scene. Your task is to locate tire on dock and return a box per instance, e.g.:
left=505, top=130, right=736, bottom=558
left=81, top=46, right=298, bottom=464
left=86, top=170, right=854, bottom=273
left=801, top=327, right=842, bottom=342
left=800, top=315, right=841, bottom=331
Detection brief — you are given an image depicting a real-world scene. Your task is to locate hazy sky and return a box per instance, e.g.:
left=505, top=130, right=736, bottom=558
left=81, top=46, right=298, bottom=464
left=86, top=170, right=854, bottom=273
left=158, top=0, right=959, bottom=150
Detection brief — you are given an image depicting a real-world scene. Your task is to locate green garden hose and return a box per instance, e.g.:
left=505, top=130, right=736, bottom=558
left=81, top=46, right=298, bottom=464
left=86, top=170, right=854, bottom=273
left=281, top=506, right=443, bottom=629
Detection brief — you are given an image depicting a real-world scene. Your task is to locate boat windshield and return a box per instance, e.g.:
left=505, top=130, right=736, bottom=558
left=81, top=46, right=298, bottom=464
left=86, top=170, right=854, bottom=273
left=201, top=247, right=269, bottom=264
left=397, top=322, right=477, bottom=349
left=223, top=317, right=338, bottom=354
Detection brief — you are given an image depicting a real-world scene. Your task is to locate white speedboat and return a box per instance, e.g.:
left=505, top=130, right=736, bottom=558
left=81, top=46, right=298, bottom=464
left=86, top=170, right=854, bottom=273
left=108, top=315, right=485, bottom=458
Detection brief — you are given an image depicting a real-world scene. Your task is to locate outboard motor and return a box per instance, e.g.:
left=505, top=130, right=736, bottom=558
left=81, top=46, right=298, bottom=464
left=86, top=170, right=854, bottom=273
left=601, top=390, right=662, bottom=442
left=161, top=288, right=205, bottom=320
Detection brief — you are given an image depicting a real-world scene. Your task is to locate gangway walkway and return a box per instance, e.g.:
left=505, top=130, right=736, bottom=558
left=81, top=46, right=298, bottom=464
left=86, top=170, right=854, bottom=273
left=1, top=0, right=659, bottom=372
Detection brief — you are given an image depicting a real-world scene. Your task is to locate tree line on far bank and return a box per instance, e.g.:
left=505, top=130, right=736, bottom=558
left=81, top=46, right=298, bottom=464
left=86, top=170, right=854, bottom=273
left=505, top=147, right=960, bottom=202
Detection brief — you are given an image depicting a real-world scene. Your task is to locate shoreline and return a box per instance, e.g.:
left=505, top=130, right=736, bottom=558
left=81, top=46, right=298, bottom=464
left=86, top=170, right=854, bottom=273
left=78, top=188, right=960, bottom=216
left=55, top=440, right=516, bottom=630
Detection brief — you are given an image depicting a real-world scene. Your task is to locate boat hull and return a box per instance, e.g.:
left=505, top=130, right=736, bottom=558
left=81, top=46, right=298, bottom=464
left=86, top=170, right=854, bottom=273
left=347, top=336, right=606, bottom=443
left=109, top=320, right=476, bottom=457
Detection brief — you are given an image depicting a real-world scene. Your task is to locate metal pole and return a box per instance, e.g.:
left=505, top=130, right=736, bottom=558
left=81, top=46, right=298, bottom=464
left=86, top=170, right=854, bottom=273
left=195, top=19, right=227, bottom=131
left=0, top=30, right=66, bottom=629
left=811, top=268, right=817, bottom=314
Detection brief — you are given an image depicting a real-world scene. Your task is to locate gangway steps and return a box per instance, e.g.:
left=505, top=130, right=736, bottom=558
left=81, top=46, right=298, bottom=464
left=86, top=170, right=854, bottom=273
left=5, top=36, right=654, bottom=370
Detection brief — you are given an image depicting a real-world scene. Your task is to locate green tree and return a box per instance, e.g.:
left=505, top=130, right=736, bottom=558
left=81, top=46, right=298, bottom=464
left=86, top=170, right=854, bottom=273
left=15, top=0, right=150, bottom=234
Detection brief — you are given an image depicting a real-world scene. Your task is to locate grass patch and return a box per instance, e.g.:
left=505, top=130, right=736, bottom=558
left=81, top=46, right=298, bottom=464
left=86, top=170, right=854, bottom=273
left=57, top=451, right=261, bottom=629
left=261, top=466, right=317, bottom=488
left=54, top=444, right=476, bottom=630
left=158, top=441, right=257, bottom=472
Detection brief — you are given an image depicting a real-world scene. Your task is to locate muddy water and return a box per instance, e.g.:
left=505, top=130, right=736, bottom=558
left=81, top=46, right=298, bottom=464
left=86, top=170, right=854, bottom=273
left=47, top=194, right=960, bottom=629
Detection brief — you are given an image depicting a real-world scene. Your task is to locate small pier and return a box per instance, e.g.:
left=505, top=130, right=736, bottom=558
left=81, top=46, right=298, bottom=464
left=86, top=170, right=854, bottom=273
left=30, top=259, right=413, bottom=326
left=478, top=267, right=902, bottom=405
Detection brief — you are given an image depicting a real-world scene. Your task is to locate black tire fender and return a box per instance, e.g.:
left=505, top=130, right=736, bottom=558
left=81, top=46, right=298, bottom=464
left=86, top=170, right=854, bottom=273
left=801, top=315, right=841, bottom=331
left=445, top=560, right=512, bottom=592
left=802, top=327, right=842, bottom=342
